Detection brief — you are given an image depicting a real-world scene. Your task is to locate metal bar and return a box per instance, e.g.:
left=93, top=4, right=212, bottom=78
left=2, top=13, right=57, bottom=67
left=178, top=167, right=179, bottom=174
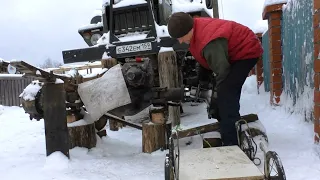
left=62, top=46, right=108, bottom=64
left=146, top=0, right=157, bottom=38
left=61, top=36, right=190, bottom=64
left=108, top=0, right=120, bottom=43
left=105, top=112, right=142, bottom=130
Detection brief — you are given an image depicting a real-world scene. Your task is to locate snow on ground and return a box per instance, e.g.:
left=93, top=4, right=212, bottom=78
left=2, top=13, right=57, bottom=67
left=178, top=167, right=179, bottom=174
left=1, top=75, right=320, bottom=180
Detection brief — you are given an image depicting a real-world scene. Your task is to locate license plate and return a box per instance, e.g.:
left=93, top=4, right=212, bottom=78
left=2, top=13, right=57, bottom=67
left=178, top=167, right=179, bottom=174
left=116, top=42, right=152, bottom=54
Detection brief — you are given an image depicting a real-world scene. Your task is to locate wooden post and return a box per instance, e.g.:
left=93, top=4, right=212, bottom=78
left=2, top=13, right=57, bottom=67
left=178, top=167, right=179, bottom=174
left=158, top=51, right=180, bottom=127
left=212, top=0, right=219, bottom=18
left=43, top=82, right=70, bottom=158
left=142, top=107, right=167, bottom=153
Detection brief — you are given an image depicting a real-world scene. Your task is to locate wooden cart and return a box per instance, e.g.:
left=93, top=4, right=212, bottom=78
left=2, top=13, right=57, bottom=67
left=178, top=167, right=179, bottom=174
left=164, top=120, right=286, bottom=180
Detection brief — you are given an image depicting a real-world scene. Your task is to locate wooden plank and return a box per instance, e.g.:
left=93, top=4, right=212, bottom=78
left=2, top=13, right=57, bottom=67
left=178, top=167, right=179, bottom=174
left=43, top=82, right=69, bottom=157
left=13, top=79, right=17, bottom=106
left=0, top=80, right=3, bottom=105
left=4, top=80, right=9, bottom=106
left=179, top=146, right=264, bottom=180
left=18, top=78, right=24, bottom=106
left=10, top=79, right=15, bottom=106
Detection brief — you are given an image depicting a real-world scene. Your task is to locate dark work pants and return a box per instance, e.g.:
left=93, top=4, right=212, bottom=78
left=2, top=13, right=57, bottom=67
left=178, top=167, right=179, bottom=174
left=216, top=58, right=258, bottom=146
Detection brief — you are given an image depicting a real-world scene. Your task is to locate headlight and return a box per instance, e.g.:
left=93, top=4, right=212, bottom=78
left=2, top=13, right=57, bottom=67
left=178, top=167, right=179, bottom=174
left=90, top=33, right=102, bottom=46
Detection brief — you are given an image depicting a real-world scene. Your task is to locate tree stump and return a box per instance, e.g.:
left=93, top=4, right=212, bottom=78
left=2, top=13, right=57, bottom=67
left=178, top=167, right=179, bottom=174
left=142, top=122, right=166, bottom=153
left=68, top=123, right=97, bottom=149
left=109, top=119, right=119, bottom=131
left=158, top=50, right=181, bottom=127
left=142, top=107, right=167, bottom=153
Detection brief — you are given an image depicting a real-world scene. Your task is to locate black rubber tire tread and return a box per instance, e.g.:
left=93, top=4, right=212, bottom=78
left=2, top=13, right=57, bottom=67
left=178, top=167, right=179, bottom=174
left=206, top=0, right=213, bottom=9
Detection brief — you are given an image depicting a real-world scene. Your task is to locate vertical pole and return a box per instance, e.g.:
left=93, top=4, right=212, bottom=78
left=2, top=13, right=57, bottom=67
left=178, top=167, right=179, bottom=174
left=212, top=0, right=219, bottom=18
left=43, top=81, right=70, bottom=158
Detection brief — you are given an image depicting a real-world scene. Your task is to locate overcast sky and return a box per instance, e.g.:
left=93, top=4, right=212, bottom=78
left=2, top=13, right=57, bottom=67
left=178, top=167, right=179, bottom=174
left=0, top=0, right=267, bottom=66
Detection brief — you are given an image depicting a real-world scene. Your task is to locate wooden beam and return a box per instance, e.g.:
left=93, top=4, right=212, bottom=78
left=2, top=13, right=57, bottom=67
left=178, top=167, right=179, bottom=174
left=43, top=82, right=70, bottom=157
left=51, top=64, right=103, bottom=74
left=105, top=113, right=142, bottom=130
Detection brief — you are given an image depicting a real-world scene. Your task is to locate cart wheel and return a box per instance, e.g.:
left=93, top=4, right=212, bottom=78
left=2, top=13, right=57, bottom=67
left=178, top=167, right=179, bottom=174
left=239, top=130, right=255, bottom=161
left=264, top=151, right=286, bottom=180
left=168, top=137, right=180, bottom=180
left=165, top=153, right=174, bottom=180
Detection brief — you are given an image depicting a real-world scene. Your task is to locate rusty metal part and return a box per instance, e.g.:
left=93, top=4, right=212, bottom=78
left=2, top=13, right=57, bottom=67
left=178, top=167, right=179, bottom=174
left=121, top=58, right=154, bottom=88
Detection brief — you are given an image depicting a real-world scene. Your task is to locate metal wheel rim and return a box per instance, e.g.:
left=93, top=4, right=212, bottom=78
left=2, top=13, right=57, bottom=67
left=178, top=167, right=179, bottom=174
left=265, top=151, right=286, bottom=180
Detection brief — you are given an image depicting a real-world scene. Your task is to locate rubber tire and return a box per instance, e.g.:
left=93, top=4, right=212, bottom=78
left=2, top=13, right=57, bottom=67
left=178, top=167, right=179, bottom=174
left=265, top=151, right=286, bottom=180
left=90, top=15, right=102, bottom=24
left=206, top=0, right=213, bottom=9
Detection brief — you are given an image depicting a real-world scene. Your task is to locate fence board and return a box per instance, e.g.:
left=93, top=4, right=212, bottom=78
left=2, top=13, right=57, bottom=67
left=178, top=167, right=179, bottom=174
left=0, top=76, right=34, bottom=107
left=281, top=0, right=314, bottom=118
left=262, top=30, right=270, bottom=92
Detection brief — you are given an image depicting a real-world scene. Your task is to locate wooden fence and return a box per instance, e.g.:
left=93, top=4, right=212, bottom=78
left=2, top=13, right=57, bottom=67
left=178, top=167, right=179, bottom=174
left=0, top=75, right=34, bottom=107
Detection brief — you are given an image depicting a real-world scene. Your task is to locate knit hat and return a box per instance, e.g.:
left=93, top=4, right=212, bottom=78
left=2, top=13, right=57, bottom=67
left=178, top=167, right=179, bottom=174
left=167, top=12, right=194, bottom=38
